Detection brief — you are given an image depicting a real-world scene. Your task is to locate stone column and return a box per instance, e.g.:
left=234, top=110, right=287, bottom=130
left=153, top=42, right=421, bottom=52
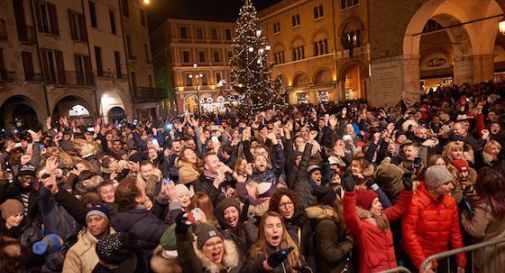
left=472, top=54, right=494, bottom=83
left=402, top=56, right=421, bottom=107
left=453, top=55, right=474, bottom=85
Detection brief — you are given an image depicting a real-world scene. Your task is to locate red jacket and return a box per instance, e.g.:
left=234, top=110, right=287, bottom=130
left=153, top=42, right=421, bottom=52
left=343, top=190, right=412, bottom=273
left=402, top=183, right=467, bottom=269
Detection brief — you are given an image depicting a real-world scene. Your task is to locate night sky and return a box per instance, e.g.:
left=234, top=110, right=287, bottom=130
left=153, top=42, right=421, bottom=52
left=147, top=0, right=282, bottom=31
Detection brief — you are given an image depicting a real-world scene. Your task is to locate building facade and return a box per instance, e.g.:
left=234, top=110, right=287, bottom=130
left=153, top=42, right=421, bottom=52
left=118, top=0, right=160, bottom=120
left=150, top=19, right=236, bottom=113
left=0, top=0, right=156, bottom=128
left=153, top=0, right=505, bottom=110
left=259, top=0, right=369, bottom=105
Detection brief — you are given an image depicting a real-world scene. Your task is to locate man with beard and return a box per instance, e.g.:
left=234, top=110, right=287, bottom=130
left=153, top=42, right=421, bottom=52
left=403, top=166, right=466, bottom=273
left=342, top=172, right=413, bottom=273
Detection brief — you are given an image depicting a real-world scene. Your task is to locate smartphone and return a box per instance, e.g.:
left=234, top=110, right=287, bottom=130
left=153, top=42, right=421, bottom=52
left=343, top=135, right=352, bottom=141
left=14, top=143, right=22, bottom=148
left=132, top=119, right=138, bottom=126
left=163, top=176, right=171, bottom=186
left=165, top=123, right=173, bottom=130
left=28, top=129, right=36, bottom=135
left=87, top=127, right=94, bottom=132
left=211, top=136, right=219, bottom=143
left=38, top=143, right=45, bottom=150
left=413, top=157, right=422, bottom=169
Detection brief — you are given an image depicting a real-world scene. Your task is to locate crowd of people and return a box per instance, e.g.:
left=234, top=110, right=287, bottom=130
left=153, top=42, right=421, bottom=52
left=1, top=81, right=505, bottom=273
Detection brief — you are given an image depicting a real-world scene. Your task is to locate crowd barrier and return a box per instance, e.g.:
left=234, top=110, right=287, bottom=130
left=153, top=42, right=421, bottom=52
left=420, top=237, right=505, bottom=273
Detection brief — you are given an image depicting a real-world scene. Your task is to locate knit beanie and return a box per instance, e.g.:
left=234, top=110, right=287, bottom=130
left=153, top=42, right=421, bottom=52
left=375, top=159, right=405, bottom=201
left=307, top=165, right=321, bottom=175
left=425, top=166, right=453, bottom=190
left=174, top=184, right=190, bottom=197
left=0, top=199, right=24, bottom=219
left=451, top=159, right=469, bottom=172
left=18, top=164, right=36, bottom=177
left=32, top=234, right=63, bottom=255
left=215, top=198, right=241, bottom=217
left=355, top=189, right=378, bottom=210
left=95, top=233, right=131, bottom=265
left=86, top=204, right=110, bottom=222
left=195, top=223, right=223, bottom=250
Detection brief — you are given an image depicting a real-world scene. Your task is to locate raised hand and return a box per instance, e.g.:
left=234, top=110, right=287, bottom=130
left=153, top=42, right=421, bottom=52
left=266, top=247, right=294, bottom=269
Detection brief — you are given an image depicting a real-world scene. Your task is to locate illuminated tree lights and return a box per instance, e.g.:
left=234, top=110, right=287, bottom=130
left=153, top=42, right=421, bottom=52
left=229, top=0, right=286, bottom=115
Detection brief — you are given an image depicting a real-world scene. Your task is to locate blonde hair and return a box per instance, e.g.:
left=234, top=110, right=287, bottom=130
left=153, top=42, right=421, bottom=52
left=252, top=211, right=303, bottom=269
left=442, top=141, right=464, bottom=163
left=484, top=139, right=501, bottom=156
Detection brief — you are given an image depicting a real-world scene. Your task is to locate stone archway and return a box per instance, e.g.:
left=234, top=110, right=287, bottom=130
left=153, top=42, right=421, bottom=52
left=340, top=61, right=368, bottom=101
left=401, top=0, right=503, bottom=105
left=108, top=107, right=126, bottom=123
left=0, top=95, right=42, bottom=130
left=52, top=95, right=93, bottom=120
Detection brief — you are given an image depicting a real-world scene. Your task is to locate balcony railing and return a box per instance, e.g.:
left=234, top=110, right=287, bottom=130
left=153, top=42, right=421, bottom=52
left=24, top=72, right=43, bottom=82
left=0, top=70, right=16, bottom=82
left=19, top=26, right=36, bottom=44
left=132, top=87, right=168, bottom=103
left=46, top=71, right=94, bottom=86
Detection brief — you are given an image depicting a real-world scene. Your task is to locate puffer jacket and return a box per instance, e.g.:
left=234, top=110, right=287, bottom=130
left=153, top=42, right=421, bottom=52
left=306, top=205, right=353, bottom=273
left=62, top=228, right=116, bottom=273
left=343, top=190, right=412, bottom=273
left=402, top=182, right=466, bottom=269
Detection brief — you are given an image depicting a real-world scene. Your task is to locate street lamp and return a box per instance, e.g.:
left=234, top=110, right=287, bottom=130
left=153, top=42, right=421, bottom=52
left=191, top=63, right=203, bottom=114
left=143, top=0, right=150, bottom=5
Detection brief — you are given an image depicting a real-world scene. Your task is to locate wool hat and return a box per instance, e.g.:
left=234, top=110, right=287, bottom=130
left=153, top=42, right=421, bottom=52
left=307, top=165, right=321, bottom=175
left=86, top=204, right=109, bottom=222
left=32, top=234, right=63, bottom=255
left=452, top=159, right=469, bottom=172
left=195, top=223, right=223, bottom=250
left=174, top=184, right=190, bottom=197
left=312, top=186, right=337, bottom=207
left=95, top=233, right=131, bottom=265
left=375, top=159, right=405, bottom=202
left=355, top=189, right=378, bottom=210
left=18, top=164, right=36, bottom=177
left=0, top=199, right=24, bottom=219
left=425, top=166, right=453, bottom=190
left=216, top=198, right=241, bottom=216
left=160, top=224, right=177, bottom=251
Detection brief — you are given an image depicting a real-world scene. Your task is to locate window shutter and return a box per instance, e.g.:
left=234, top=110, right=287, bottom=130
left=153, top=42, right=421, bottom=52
left=55, top=50, right=65, bottom=84
left=79, top=13, right=88, bottom=41
left=48, top=3, right=59, bottom=35
left=40, top=48, right=50, bottom=83
left=34, top=0, right=43, bottom=33
left=84, top=55, right=94, bottom=85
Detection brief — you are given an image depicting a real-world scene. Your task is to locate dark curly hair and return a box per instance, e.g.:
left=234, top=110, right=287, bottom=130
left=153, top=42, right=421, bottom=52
left=268, top=188, right=297, bottom=214
left=115, top=177, right=142, bottom=211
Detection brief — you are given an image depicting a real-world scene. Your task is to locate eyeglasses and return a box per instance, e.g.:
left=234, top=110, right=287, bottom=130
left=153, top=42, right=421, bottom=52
left=203, top=240, right=223, bottom=249
left=278, top=201, right=294, bottom=209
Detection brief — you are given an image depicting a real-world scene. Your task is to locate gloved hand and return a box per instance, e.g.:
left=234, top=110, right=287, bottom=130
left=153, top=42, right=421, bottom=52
left=175, top=211, right=191, bottom=234
left=266, top=247, right=294, bottom=268
left=402, top=171, right=413, bottom=191
left=342, top=175, right=356, bottom=192
left=240, top=200, right=250, bottom=222
left=458, top=198, right=474, bottom=219
left=365, top=179, right=377, bottom=189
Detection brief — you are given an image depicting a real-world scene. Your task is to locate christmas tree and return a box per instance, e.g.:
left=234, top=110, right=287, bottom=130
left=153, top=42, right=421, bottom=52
left=229, top=0, right=286, bottom=115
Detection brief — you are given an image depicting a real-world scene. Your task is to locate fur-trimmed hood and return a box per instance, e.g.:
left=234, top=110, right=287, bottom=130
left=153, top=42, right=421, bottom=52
left=306, top=205, right=339, bottom=221
left=193, top=238, right=241, bottom=273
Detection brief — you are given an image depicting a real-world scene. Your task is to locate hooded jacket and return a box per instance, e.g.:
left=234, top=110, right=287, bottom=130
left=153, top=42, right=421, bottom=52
left=306, top=205, right=353, bottom=273
left=176, top=230, right=242, bottom=273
